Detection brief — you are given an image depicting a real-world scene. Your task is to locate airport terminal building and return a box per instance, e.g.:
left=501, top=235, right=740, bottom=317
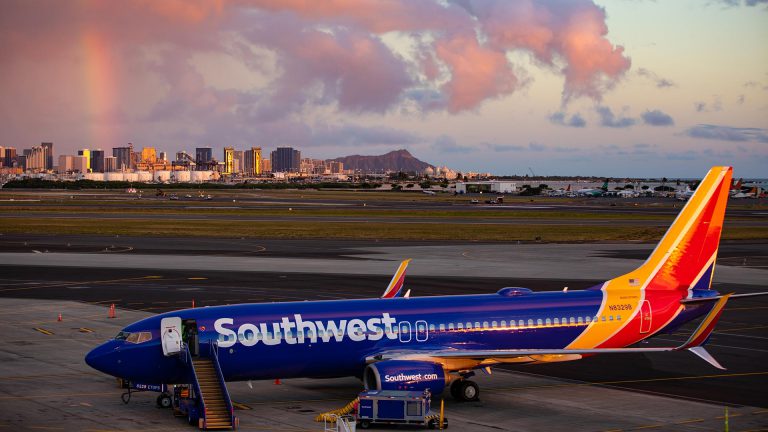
left=455, top=180, right=517, bottom=194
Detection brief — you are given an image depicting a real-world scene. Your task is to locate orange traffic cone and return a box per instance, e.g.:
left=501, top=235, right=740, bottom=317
left=108, top=304, right=116, bottom=319
left=57, top=313, right=62, bottom=322
left=192, top=299, right=195, bottom=308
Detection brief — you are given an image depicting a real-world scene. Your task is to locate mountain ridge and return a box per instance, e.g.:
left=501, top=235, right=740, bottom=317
left=328, top=149, right=433, bottom=173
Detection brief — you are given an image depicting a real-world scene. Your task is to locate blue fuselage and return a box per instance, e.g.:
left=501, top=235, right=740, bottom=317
left=85, top=288, right=710, bottom=384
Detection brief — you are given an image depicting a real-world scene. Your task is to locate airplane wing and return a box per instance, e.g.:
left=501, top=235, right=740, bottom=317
left=369, top=294, right=731, bottom=370
left=380, top=259, right=411, bottom=299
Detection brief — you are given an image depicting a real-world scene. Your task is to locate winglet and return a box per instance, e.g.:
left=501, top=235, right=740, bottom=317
left=675, top=294, right=730, bottom=369
left=381, top=259, right=411, bottom=299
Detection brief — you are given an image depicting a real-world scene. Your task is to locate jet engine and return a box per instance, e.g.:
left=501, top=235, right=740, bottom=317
left=363, top=360, right=447, bottom=394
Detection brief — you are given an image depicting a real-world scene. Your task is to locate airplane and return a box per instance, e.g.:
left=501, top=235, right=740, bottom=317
left=548, top=184, right=571, bottom=197
left=729, top=178, right=743, bottom=197
left=576, top=179, right=609, bottom=197
left=422, top=190, right=437, bottom=195
left=732, top=186, right=760, bottom=199
left=675, top=185, right=695, bottom=201
left=86, top=166, right=764, bottom=427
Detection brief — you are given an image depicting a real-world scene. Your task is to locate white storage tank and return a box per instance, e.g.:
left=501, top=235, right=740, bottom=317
left=190, top=171, right=213, bottom=182
left=85, top=173, right=105, bottom=181
left=105, top=172, right=124, bottom=182
left=174, top=170, right=191, bottom=182
left=123, top=173, right=138, bottom=182
left=155, top=170, right=172, bottom=182
left=136, top=171, right=153, bottom=182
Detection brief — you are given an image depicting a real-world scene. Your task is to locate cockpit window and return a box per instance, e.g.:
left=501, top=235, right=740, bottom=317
left=114, top=331, right=152, bottom=344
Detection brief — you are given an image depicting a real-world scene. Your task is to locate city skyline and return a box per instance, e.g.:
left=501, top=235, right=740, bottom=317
left=2, top=0, right=767, bottom=177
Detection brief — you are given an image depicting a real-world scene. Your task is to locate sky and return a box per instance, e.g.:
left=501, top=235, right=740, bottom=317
left=1, top=0, right=767, bottom=177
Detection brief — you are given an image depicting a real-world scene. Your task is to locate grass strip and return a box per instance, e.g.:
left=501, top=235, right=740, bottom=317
left=2, top=217, right=766, bottom=241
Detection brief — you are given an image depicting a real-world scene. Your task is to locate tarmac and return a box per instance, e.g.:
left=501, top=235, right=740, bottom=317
left=1, top=297, right=766, bottom=432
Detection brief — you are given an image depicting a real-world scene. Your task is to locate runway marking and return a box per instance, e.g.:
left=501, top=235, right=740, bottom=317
left=0, top=391, right=115, bottom=400
left=673, top=418, right=704, bottom=425
left=78, top=327, right=94, bottom=333
left=0, top=371, right=99, bottom=381
left=33, top=328, right=54, bottom=335
left=715, top=333, right=768, bottom=340
left=0, top=276, right=164, bottom=292
left=601, top=414, right=744, bottom=431
left=187, top=277, right=207, bottom=280
left=88, top=299, right=122, bottom=305
left=489, top=371, right=768, bottom=392
left=231, top=402, right=252, bottom=410
left=653, top=337, right=768, bottom=353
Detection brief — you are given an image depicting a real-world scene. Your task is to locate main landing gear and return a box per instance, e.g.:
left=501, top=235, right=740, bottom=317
left=450, top=379, right=479, bottom=402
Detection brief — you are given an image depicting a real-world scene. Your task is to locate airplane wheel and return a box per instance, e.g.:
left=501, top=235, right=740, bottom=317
left=458, top=380, right=479, bottom=402
left=157, top=393, right=172, bottom=408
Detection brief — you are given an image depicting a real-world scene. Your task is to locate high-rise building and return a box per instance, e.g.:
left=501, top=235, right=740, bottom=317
left=41, top=142, right=53, bottom=170
left=233, top=150, right=244, bottom=174
left=16, top=155, right=27, bottom=170
left=113, top=146, right=132, bottom=171
left=58, top=155, right=74, bottom=173
left=329, top=161, right=344, bottom=174
left=104, top=156, right=117, bottom=172
left=77, top=149, right=91, bottom=171
left=73, top=155, right=88, bottom=173
left=91, top=149, right=105, bottom=172
left=270, top=147, right=301, bottom=173
left=4, top=148, right=18, bottom=168
left=158, top=151, right=167, bottom=162
left=0, top=146, right=4, bottom=167
left=262, top=158, right=271, bottom=172
left=195, top=147, right=213, bottom=169
left=25, top=146, right=47, bottom=171
left=223, top=147, right=234, bottom=174
left=244, top=147, right=262, bottom=176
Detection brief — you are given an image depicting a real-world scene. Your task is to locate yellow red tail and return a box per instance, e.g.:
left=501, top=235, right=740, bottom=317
left=567, top=166, right=732, bottom=349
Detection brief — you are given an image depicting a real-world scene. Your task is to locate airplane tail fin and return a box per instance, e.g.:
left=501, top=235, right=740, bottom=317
left=568, top=167, right=732, bottom=350
left=381, top=259, right=411, bottom=299
left=609, top=166, right=732, bottom=297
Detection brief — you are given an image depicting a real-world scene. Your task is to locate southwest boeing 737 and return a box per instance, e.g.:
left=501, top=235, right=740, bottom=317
left=86, top=166, right=757, bottom=428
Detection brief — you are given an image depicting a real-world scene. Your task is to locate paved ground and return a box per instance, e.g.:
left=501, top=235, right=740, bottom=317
left=1, top=298, right=765, bottom=432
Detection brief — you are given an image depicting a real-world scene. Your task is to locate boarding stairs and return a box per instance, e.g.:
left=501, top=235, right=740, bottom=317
left=185, top=342, right=237, bottom=430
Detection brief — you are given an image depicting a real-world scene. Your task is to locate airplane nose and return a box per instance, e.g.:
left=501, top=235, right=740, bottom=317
left=85, top=340, right=120, bottom=376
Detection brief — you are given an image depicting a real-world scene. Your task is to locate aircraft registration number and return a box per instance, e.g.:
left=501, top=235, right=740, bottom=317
left=608, top=304, right=633, bottom=311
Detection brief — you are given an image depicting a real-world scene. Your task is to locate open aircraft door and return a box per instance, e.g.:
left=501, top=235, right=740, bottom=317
left=639, top=300, right=652, bottom=334
left=161, top=317, right=182, bottom=356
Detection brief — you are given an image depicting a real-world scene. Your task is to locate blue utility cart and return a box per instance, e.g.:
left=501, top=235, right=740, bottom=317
left=357, top=390, right=447, bottom=429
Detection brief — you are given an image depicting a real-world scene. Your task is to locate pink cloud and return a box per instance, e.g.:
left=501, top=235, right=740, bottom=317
left=466, top=0, right=631, bottom=100
left=435, top=33, right=518, bottom=113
